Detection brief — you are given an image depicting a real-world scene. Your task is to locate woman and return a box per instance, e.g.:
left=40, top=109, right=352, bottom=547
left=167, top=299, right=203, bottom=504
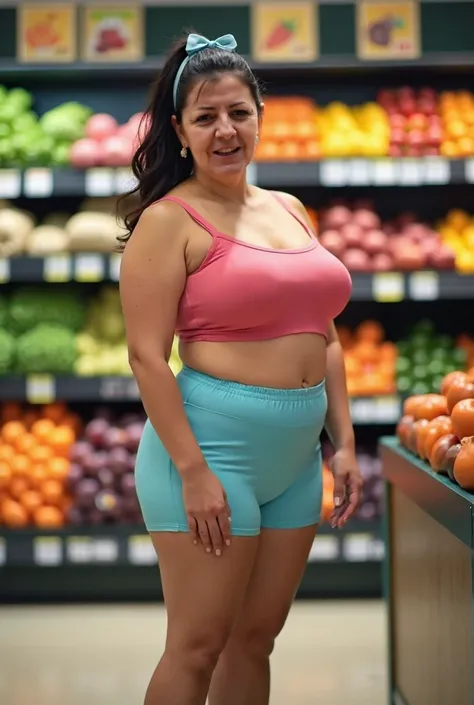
left=119, top=31, right=362, bottom=705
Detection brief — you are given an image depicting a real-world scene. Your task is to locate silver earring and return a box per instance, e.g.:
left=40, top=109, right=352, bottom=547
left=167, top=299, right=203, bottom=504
left=255, top=135, right=259, bottom=144
left=180, top=146, right=188, bottom=158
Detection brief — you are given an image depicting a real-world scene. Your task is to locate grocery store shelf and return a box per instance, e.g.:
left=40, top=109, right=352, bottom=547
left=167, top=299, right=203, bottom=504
left=0, top=159, right=473, bottom=200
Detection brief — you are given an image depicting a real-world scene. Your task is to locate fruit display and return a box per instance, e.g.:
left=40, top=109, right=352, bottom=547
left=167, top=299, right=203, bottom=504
left=436, top=209, right=474, bottom=274
left=396, top=368, right=474, bottom=490
left=396, top=321, right=471, bottom=396
left=337, top=320, right=396, bottom=396
left=439, top=91, right=474, bottom=158
left=317, top=102, right=390, bottom=158
left=255, top=96, right=320, bottom=162
left=0, top=86, right=91, bottom=167
left=69, top=112, right=145, bottom=169
left=376, top=87, right=442, bottom=158
left=0, top=402, right=81, bottom=528
left=0, top=200, right=123, bottom=256
left=318, top=201, right=456, bottom=273
left=66, top=409, right=143, bottom=526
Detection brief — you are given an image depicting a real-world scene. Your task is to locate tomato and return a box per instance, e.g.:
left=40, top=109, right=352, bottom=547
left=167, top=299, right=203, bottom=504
left=422, top=416, right=453, bottom=460
left=440, top=370, right=467, bottom=397
left=453, top=436, right=474, bottom=490
left=446, top=443, right=462, bottom=482
left=414, top=394, right=448, bottom=421
left=396, top=415, right=414, bottom=448
left=410, top=419, right=430, bottom=455
left=451, top=399, right=474, bottom=440
left=403, top=395, right=426, bottom=417
left=447, top=376, right=474, bottom=414
left=430, top=433, right=459, bottom=473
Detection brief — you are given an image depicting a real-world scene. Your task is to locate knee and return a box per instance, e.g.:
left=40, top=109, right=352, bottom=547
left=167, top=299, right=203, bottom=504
left=167, top=630, right=230, bottom=676
left=229, top=618, right=285, bottom=659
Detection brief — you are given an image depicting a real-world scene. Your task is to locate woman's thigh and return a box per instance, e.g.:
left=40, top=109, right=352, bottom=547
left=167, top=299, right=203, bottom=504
left=151, top=532, right=260, bottom=652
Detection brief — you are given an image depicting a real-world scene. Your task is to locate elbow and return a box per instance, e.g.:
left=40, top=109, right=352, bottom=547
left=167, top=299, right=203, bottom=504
left=127, top=344, right=167, bottom=373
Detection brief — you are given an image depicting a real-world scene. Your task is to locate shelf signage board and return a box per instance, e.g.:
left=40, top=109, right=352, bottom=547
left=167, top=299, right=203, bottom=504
left=17, top=3, right=77, bottom=64
left=81, top=5, right=144, bottom=63
left=356, top=1, right=420, bottom=61
left=251, top=1, right=319, bottom=64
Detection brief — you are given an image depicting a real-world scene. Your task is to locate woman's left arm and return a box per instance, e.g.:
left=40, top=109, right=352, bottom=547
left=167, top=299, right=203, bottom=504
left=325, top=322, right=362, bottom=527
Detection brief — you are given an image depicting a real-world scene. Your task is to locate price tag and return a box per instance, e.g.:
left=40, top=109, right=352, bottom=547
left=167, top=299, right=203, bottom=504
left=75, top=254, right=104, bottom=282
left=92, top=539, right=119, bottom=563
left=0, top=258, right=10, bottom=283
left=100, top=377, right=139, bottom=400
left=26, top=375, right=55, bottom=404
left=350, top=399, right=377, bottom=424
left=372, top=273, right=404, bottom=302
left=23, top=168, right=53, bottom=197
left=0, top=169, right=21, bottom=198
left=85, top=168, right=115, bottom=196
left=44, top=255, right=72, bottom=282
left=128, top=535, right=157, bottom=565
left=424, top=158, right=450, bottom=185
left=0, top=538, right=6, bottom=566
left=375, top=396, right=401, bottom=423
left=246, top=162, right=257, bottom=185
left=308, top=536, right=339, bottom=562
left=398, top=159, right=423, bottom=186
left=319, top=160, right=347, bottom=187
left=115, top=168, right=138, bottom=194
left=371, top=159, right=396, bottom=185
left=343, top=534, right=372, bottom=561
left=347, top=159, right=370, bottom=185
left=370, top=539, right=385, bottom=560
left=465, top=159, right=474, bottom=184
left=408, top=271, right=439, bottom=300
left=109, top=253, right=122, bottom=281
left=33, top=537, right=62, bottom=566
left=67, top=537, right=94, bottom=563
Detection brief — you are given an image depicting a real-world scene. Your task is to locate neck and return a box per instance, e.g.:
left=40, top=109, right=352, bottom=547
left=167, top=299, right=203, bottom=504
left=192, top=169, right=251, bottom=204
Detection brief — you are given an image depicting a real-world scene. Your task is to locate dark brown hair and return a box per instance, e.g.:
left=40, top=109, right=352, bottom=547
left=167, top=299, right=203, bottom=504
left=117, top=32, right=263, bottom=249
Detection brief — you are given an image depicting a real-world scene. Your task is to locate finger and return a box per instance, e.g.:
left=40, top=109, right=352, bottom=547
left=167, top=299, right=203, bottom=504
left=207, top=518, right=223, bottom=556
left=218, top=511, right=232, bottom=548
left=333, top=473, right=346, bottom=509
left=340, top=486, right=362, bottom=524
left=197, top=519, right=213, bottom=554
left=187, top=516, right=199, bottom=546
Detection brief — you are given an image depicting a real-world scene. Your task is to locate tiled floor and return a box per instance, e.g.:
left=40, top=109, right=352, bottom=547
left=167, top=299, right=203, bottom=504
left=0, top=600, right=388, bottom=705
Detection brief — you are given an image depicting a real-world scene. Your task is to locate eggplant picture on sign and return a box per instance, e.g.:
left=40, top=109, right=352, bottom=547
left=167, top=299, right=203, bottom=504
left=357, top=1, right=420, bottom=61
left=81, top=6, right=144, bottom=62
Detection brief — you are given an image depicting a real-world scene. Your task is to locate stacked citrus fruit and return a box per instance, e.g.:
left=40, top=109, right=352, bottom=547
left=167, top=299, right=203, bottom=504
left=0, top=402, right=81, bottom=528
left=436, top=209, right=474, bottom=274
left=338, top=321, right=397, bottom=396
left=255, top=96, right=320, bottom=162
left=439, top=91, right=474, bottom=158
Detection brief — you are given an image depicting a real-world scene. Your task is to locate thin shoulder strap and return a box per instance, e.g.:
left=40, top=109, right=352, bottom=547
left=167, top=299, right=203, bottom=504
left=158, top=196, right=218, bottom=237
left=270, top=191, right=316, bottom=239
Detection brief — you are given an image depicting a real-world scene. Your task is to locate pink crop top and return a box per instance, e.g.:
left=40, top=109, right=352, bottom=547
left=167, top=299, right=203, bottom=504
left=160, top=193, right=352, bottom=343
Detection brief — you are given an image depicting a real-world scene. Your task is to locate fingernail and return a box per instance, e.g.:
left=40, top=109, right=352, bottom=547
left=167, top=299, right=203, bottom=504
left=335, top=497, right=342, bottom=507
left=226, top=540, right=231, bottom=547
left=216, top=549, right=221, bottom=556
left=206, top=548, right=211, bottom=553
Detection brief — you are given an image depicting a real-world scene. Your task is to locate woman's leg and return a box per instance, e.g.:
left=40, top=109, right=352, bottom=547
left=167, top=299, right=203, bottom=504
left=144, top=532, right=259, bottom=705
left=208, top=524, right=317, bottom=705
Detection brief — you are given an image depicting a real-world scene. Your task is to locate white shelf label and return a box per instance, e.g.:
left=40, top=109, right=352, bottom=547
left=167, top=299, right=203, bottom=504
left=465, top=159, right=474, bottom=184
left=109, top=253, right=122, bottom=281
left=128, top=535, right=157, bottom=565
left=0, top=538, right=5, bottom=566
left=343, top=534, right=372, bottom=561
left=372, top=273, right=404, bottom=302
left=347, top=159, right=370, bottom=185
left=375, top=396, right=401, bottom=423
left=34, top=537, right=62, bottom=566
left=85, top=168, right=115, bottom=196
left=23, top=168, right=53, bottom=197
left=371, top=159, right=396, bottom=185
left=319, top=160, right=347, bottom=187
left=92, top=539, right=119, bottom=563
left=308, top=535, right=339, bottom=562
left=99, top=377, right=139, bottom=400
left=67, top=537, right=94, bottom=563
left=398, top=159, right=423, bottom=186
left=350, top=399, right=377, bottom=423
left=75, top=254, right=104, bottom=282
left=115, top=168, right=138, bottom=194
left=26, top=375, right=55, bottom=404
left=408, top=271, right=439, bottom=300
left=423, top=158, right=450, bottom=185
left=44, top=255, right=72, bottom=282
left=0, top=169, right=21, bottom=198
left=0, top=258, right=10, bottom=283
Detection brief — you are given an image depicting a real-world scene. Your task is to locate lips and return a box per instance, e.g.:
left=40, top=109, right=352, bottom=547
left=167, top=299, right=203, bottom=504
left=214, top=147, right=240, bottom=156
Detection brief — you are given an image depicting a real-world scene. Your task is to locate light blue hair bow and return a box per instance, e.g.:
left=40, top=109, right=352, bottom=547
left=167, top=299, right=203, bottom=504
left=173, top=33, right=238, bottom=111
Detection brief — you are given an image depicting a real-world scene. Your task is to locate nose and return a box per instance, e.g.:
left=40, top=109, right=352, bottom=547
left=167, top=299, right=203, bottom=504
left=215, top=114, right=237, bottom=139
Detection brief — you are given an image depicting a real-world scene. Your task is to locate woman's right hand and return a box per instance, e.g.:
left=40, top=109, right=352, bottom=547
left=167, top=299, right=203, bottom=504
left=182, top=467, right=232, bottom=556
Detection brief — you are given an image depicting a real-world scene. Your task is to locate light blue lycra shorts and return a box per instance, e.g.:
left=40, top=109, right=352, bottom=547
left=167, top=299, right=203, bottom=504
left=135, top=365, right=327, bottom=536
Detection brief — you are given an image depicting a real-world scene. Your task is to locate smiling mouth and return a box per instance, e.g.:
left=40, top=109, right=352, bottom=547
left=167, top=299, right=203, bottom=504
left=214, top=147, right=240, bottom=156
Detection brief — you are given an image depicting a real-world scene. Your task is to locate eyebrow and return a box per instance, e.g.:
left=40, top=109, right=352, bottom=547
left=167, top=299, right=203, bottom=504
left=195, top=101, right=248, bottom=111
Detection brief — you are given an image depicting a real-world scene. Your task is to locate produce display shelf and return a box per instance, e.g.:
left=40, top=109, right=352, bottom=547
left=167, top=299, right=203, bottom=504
left=0, top=374, right=403, bottom=423
left=0, top=159, right=472, bottom=200
left=2, top=257, right=473, bottom=301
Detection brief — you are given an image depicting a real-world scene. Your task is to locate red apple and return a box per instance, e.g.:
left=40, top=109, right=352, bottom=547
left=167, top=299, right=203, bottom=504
left=418, top=99, right=437, bottom=118
left=424, top=146, right=441, bottom=156
left=389, top=113, right=406, bottom=130
left=406, top=145, right=423, bottom=158
left=397, top=86, right=415, bottom=100
left=408, top=113, right=428, bottom=132
left=426, top=124, right=443, bottom=147
left=388, top=144, right=403, bottom=158
left=400, top=98, right=417, bottom=118
left=390, top=127, right=405, bottom=147
left=407, top=129, right=425, bottom=147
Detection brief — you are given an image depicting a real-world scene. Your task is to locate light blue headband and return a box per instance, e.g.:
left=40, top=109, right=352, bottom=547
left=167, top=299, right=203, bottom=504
left=173, top=33, right=238, bottom=111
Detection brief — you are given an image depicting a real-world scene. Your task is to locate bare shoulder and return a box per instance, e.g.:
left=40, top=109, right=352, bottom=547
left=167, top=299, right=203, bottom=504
left=129, top=199, right=189, bottom=248
left=270, top=190, right=316, bottom=233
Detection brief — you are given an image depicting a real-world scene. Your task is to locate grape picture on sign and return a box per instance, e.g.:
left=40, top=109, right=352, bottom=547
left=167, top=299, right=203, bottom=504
left=252, top=1, right=318, bottom=63
left=357, top=1, right=420, bottom=61
left=81, top=6, right=143, bottom=63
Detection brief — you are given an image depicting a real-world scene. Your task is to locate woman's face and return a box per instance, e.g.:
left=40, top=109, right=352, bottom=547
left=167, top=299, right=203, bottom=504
left=174, top=73, right=260, bottom=181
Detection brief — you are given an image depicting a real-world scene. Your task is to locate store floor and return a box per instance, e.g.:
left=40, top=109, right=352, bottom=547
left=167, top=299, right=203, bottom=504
left=0, top=599, right=387, bottom=705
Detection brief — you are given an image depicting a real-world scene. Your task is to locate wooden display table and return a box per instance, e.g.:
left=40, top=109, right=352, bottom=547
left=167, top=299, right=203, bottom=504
left=380, top=437, right=474, bottom=705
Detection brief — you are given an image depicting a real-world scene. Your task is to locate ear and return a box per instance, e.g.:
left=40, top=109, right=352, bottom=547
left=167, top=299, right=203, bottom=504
left=171, top=114, right=187, bottom=148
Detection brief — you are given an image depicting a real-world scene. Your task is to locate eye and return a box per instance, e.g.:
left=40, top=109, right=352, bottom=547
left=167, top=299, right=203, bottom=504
left=195, top=114, right=212, bottom=123
left=232, top=109, right=250, bottom=118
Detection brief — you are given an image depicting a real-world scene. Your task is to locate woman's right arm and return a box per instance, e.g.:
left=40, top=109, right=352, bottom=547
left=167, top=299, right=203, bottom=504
left=119, top=202, right=231, bottom=555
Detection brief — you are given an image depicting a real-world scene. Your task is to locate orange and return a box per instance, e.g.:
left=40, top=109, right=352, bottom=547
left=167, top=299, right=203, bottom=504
left=9, top=476, right=30, bottom=501
left=0, top=444, right=15, bottom=466
left=40, top=479, right=64, bottom=506
left=48, top=425, right=76, bottom=457
left=22, top=411, right=39, bottom=430
left=1, top=498, right=29, bottom=528
left=42, top=402, right=67, bottom=425
left=20, top=489, right=43, bottom=514
left=29, top=445, right=54, bottom=465
left=14, top=433, right=36, bottom=456
left=355, top=320, right=384, bottom=344
left=10, top=454, right=30, bottom=478
left=0, top=461, right=12, bottom=490
left=29, top=464, right=48, bottom=490
left=1, top=421, right=26, bottom=446
left=34, top=505, right=64, bottom=529
left=31, top=419, right=56, bottom=444
left=440, top=140, right=459, bottom=158
left=48, top=457, right=70, bottom=483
